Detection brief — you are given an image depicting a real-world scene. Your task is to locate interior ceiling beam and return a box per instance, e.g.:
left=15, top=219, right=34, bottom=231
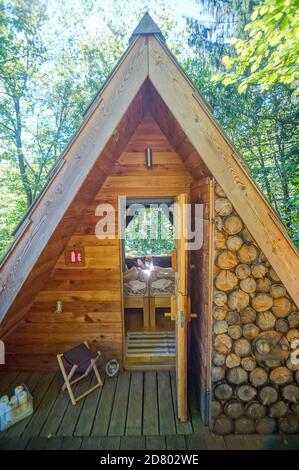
left=145, top=80, right=211, bottom=180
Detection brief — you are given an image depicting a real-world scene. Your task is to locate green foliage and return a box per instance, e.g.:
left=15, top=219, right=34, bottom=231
left=213, top=0, right=299, bottom=93
left=125, top=208, right=174, bottom=257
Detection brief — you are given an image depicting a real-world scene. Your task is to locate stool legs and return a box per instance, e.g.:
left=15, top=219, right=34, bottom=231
left=57, top=354, right=78, bottom=405
left=57, top=349, right=103, bottom=406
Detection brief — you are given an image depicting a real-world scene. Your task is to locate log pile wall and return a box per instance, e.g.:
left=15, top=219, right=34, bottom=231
left=212, top=182, right=299, bottom=435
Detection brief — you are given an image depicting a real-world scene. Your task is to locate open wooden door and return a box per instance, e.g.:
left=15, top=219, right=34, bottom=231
left=174, top=193, right=189, bottom=422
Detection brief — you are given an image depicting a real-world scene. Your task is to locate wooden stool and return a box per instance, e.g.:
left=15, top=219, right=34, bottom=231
left=57, top=341, right=103, bottom=405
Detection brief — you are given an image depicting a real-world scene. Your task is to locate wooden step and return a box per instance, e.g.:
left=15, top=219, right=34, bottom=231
left=126, top=331, right=176, bottom=359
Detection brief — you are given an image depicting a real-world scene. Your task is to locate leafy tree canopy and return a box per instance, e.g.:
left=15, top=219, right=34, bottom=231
left=213, top=0, right=299, bottom=94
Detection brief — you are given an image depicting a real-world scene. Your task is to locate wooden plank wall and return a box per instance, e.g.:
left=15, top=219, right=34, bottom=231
left=190, top=178, right=214, bottom=425
left=3, top=114, right=193, bottom=370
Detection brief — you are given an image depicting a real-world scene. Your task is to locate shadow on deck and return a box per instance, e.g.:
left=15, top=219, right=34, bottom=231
left=0, top=370, right=298, bottom=450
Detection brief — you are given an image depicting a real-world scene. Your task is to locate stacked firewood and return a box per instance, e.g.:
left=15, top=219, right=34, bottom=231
left=212, top=183, right=299, bottom=435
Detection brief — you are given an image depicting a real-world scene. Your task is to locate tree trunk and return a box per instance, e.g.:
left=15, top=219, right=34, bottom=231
left=242, top=323, right=259, bottom=340
left=237, top=244, right=259, bottom=264
left=235, top=417, right=255, bottom=434
left=212, top=366, right=225, bottom=383
left=226, top=367, right=248, bottom=385
left=215, top=270, right=238, bottom=291
left=213, top=290, right=227, bottom=307
left=240, top=307, right=256, bottom=324
left=236, top=384, right=257, bottom=402
left=14, top=98, right=33, bottom=207
left=240, top=277, right=257, bottom=294
left=217, top=250, right=238, bottom=269
left=256, top=311, right=276, bottom=330
left=233, top=338, right=251, bottom=357
left=270, top=366, right=292, bottom=385
left=245, top=401, right=266, bottom=420
left=258, top=386, right=279, bottom=405
left=228, top=289, right=250, bottom=311
left=225, top=353, right=241, bottom=368
left=235, top=263, right=251, bottom=279
left=251, top=263, right=268, bottom=278
left=282, top=384, right=299, bottom=403
left=278, top=416, right=299, bottom=434
left=226, top=235, right=243, bottom=251
left=211, top=400, right=222, bottom=418
left=213, top=415, right=234, bottom=435
left=249, top=367, right=268, bottom=387
left=224, top=400, right=244, bottom=419
left=214, top=383, right=234, bottom=401
left=223, top=215, right=243, bottom=234
left=269, top=401, right=288, bottom=418
left=241, top=357, right=256, bottom=372
left=256, top=417, right=277, bottom=434
left=214, top=334, right=232, bottom=354
left=215, top=198, right=232, bottom=216
left=272, top=297, right=292, bottom=317
left=227, top=325, right=242, bottom=340
left=252, top=293, right=273, bottom=312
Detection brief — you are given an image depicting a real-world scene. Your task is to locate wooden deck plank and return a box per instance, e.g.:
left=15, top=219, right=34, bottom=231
left=25, top=373, right=61, bottom=437
left=242, top=435, right=268, bottom=450
left=108, top=372, right=131, bottom=436
left=143, top=371, right=159, bottom=435
left=80, top=436, right=101, bottom=450
left=204, top=433, right=227, bottom=450
left=188, top=382, right=206, bottom=434
left=263, top=435, right=297, bottom=450
left=0, top=437, right=29, bottom=450
left=57, top=374, right=93, bottom=436
left=146, top=435, right=166, bottom=450
left=99, top=436, right=121, bottom=450
left=170, top=371, right=193, bottom=435
left=185, top=434, right=208, bottom=450
left=225, top=435, right=249, bottom=450
left=39, top=375, right=73, bottom=437
left=13, top=372, right=56, bottom=437
left=126, top=371, right=143, bottom=436
left=91, top=375, right=117, bottom=436
left=0, top=372, right=20, bottom=394
left=26, top=437, right=62, bottom=450
left=74, top=374, right=104, bottom=437
left=166, top=435, right=186, bottom=450
left=6, top=372, right=44, bottom=437
left=157, top=371, right=176, bottom=435
left=120, top=435, right=146, bottom=450
left=60, top=437, right=83, bottom=450
left=0, top=372, right=31, bottom=400
left=278, top=436, right=299, bottom=450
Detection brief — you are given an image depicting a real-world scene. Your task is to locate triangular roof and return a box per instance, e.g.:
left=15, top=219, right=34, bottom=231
left=1, top=14, right=298, bottom=337
left=129, top=12, right=165, bottom=43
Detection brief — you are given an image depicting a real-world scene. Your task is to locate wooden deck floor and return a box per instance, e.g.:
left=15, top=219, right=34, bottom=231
left=0, top=371, right=298, bottom=450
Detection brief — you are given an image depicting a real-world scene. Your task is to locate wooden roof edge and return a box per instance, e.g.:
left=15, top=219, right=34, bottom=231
left=129, top=13, right=165, bottom=43
left=154, top=35, right=299, bottom=258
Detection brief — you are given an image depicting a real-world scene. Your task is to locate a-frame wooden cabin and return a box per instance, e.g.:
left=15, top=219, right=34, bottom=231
left=1, top=14, right=299, bottom=433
